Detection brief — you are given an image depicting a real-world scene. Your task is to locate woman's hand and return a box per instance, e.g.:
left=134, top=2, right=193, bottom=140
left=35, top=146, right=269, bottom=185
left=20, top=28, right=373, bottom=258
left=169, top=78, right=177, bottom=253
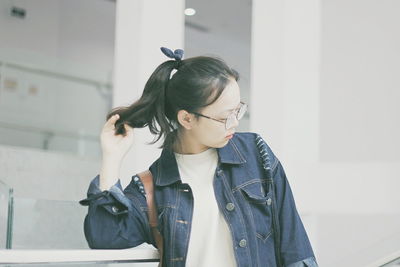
left=100, top=114, right=134, bottom=161
left=99, top=114, right=134, bottom=191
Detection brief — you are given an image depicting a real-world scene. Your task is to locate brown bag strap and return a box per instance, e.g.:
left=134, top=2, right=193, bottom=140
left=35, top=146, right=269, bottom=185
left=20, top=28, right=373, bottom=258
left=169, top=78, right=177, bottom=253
left=137, top=170, right=164, bottom=267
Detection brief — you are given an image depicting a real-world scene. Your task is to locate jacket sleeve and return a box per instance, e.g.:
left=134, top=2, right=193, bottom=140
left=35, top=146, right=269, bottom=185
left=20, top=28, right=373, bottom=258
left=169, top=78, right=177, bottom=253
left=79, top=175, right=153, bottom=249
left=255, top=133, right=318, bottom=267
left=273, top=160, right=318, bottom=267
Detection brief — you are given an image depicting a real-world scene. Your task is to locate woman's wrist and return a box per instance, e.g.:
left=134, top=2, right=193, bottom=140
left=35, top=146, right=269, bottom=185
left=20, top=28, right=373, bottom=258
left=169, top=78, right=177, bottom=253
left=102, top=154, right=123, bottom=165
left=99, top=157, right=122, bottom=191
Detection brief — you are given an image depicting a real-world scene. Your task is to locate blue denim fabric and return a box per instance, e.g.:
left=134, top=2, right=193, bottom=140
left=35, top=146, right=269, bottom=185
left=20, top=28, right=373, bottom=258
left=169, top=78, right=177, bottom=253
left=80, top=132, right=318, bottom=267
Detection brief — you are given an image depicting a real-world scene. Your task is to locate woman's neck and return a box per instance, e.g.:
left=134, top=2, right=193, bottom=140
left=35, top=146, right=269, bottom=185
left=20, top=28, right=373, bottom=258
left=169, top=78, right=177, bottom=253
left=172, top=131, right=209, bottom=155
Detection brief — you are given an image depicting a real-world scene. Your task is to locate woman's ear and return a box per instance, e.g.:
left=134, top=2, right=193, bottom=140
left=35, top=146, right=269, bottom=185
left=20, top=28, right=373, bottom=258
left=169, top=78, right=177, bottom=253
left=177, top=110, right=193, bottom=130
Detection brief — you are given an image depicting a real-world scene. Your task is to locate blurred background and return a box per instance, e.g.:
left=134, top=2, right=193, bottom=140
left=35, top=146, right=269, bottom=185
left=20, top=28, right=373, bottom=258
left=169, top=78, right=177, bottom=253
left=0, top=0, right=399, bottom=266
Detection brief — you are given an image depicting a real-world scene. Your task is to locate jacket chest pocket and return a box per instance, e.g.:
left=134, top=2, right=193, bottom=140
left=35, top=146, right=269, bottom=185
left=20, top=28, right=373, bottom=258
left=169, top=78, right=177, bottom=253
left=239, top=181, right=274, bottom=243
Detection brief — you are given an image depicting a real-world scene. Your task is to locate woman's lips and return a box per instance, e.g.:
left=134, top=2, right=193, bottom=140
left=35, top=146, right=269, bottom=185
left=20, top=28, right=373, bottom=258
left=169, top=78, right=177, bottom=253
left=225, top=133, right=234, bottom=139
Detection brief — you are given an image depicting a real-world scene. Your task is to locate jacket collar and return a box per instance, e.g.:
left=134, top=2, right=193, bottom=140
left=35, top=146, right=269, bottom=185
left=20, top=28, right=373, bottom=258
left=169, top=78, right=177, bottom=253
left=150, top=139, right=246, bottom=187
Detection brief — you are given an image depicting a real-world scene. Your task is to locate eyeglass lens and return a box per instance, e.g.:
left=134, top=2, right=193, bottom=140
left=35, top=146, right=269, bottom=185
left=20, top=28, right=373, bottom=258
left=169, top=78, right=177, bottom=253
left=225, top=103, right=247, bottom=129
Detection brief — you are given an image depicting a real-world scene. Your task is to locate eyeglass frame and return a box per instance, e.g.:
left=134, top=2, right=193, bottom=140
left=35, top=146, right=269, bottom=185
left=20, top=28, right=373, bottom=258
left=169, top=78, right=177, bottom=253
left=190, top=101, right=248, bottom=129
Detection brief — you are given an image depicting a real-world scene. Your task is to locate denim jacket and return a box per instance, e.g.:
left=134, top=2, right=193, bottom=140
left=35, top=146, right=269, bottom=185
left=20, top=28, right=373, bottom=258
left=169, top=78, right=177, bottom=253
left=80, top=132, right=318, bottom=267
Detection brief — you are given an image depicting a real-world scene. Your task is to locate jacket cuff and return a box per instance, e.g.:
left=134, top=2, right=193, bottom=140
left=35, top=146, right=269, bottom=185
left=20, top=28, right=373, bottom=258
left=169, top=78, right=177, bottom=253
left=286, top=257, right=318, bottom=267
left=79, top=175, right=132, bottom=214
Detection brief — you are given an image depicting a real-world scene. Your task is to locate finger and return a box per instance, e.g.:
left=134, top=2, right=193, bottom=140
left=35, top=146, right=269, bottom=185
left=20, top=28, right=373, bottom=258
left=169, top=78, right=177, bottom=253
left=105, top=114, right=119, bottom=128
left=124, top=123, right=134, bottom=134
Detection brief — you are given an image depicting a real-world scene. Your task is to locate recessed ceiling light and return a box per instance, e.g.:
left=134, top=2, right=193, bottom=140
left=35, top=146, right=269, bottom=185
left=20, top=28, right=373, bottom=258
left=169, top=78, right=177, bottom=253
left=184, top=8, right=196, bottom=16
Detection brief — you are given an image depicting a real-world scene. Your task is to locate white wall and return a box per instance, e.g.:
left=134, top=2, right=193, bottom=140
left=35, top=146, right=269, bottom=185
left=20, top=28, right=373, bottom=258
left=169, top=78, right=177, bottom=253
left=320, top=0, right=400, bottom=163
left=251, top=0, right=400, bottom=266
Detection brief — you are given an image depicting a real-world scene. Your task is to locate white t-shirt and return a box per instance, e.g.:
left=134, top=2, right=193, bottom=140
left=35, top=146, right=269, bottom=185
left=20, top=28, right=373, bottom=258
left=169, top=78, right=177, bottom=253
left=174, top=148, right=236, bottom=267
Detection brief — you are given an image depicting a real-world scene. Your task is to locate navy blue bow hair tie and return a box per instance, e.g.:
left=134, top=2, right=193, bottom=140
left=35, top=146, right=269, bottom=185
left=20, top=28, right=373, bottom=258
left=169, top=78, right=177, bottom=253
left=160, top=47, right=184, bottom=61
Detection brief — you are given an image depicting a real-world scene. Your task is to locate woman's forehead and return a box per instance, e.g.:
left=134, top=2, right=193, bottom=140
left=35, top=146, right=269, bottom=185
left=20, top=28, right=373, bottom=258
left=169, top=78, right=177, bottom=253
left=208, top=80, right=241, bottom=111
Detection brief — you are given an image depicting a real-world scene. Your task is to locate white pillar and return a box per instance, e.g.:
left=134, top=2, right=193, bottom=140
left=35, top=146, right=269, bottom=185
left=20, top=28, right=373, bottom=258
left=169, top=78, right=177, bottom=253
left=113, top=0, right=185, bottom=187
left=250, top=0, right=285, bottom=155
left=250, top=0, right=320, bottom=164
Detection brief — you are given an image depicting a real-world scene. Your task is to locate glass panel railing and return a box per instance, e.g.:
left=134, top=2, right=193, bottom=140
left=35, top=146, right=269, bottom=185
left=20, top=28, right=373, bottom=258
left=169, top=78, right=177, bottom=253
left=10, top=197, right=88, bottom=249
left=0, top=180, right=12, bottom=249
left=0, top=181, right=8, bottom=248
left=1, top=194, right=159, bottom=266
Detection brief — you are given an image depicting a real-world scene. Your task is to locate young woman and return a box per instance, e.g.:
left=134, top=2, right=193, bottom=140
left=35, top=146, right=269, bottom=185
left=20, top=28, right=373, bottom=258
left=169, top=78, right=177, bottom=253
left=80, top=47, right=318, bottom=267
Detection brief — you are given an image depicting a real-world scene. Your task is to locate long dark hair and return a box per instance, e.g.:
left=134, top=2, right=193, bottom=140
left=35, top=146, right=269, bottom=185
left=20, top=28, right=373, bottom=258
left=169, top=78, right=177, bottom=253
left=107, top=55, right=239, bottom=150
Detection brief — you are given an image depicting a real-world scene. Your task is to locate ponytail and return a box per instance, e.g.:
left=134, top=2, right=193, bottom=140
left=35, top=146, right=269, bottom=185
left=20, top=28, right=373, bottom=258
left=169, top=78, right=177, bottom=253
left=107, top=53, right=239, bottom=150
left=107, top=60, right=175, bottom=138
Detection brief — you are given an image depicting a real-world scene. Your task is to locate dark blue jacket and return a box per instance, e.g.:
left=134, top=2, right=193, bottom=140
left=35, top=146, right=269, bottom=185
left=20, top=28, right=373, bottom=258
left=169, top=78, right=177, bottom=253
left=80, top=132, right=318, bottom=267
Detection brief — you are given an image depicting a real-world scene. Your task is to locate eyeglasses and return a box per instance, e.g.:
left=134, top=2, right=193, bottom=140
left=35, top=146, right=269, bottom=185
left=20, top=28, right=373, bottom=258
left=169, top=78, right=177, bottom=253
left=191, top=101, right=248, bottom=130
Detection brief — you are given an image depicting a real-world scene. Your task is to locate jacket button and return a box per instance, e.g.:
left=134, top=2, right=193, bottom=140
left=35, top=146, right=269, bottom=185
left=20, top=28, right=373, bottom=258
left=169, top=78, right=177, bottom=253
left=267, top=198, right=272, bottom=206
left=239, top=239, right=247, bottom=247
left=111, top=206, right=119, bottom=213
left=226, top=203, right=235, bottom=211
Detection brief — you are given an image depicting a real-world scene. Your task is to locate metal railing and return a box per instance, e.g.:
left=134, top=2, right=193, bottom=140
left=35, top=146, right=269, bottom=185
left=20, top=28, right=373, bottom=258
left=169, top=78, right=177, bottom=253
left=0, top=59, right=111, bottom=157
left=0, top=60, right=112, bottom=93
left=367, top=250, right=400, bottom=267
